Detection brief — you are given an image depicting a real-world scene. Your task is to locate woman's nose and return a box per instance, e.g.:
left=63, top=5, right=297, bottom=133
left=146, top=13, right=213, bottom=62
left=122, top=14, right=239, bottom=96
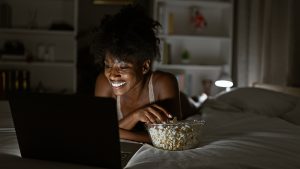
left=108, top=67, right=121, bottom=79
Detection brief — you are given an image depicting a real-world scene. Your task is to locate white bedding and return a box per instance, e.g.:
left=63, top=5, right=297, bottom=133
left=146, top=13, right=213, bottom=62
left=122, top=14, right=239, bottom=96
left=126, top=88, right=300, bottom=169
left=1, top=87, right=300, bottom=169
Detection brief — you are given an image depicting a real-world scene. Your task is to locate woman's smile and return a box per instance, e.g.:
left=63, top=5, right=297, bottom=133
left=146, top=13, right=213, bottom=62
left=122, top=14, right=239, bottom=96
left=110, top=81, right=127, bottom=88
left=104, top=55, right=146, bottom=96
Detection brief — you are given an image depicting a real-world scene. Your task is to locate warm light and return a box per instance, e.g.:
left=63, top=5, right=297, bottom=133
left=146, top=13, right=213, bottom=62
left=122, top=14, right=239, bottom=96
left=214, top=80, right=233, bottom=88
left=215, top=67, right=234, bottom=92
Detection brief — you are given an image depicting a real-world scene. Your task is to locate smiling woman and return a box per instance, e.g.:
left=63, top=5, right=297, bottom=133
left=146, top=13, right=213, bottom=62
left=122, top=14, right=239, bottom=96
left=90, top=4, right=197, bottom=143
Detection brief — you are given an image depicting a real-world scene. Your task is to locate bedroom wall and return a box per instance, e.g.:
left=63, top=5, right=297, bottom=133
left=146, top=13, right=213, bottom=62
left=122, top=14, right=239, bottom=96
left=233, top=0, right=296, bottom=87
left=288, top=0, right=300, bottom=87
left=1, top=0, right=297, bottom=94
left=78, top=0, right=300, bottom=91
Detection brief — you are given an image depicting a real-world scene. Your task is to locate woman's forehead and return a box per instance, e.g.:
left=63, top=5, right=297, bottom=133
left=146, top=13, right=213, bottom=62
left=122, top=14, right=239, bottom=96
left=105, top=56, right=130, bottom=64
left=105, top=53, right=137, bottom=64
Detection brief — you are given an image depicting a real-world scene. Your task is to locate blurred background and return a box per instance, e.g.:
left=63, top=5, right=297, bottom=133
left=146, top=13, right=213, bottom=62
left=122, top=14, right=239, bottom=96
left=0, top=0, right=299, bottom=99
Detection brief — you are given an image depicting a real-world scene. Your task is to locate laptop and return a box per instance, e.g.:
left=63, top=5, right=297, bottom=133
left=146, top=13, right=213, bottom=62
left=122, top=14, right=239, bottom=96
left=9, top=93, right=142, bottom=169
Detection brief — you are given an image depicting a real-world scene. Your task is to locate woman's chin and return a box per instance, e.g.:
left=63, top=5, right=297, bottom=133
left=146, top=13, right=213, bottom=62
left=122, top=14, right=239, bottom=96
left=112, top=88, right=126, bottom=96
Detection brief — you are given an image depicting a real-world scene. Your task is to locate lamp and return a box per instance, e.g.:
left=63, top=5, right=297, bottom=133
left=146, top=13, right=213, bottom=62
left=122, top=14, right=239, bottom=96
left=215, top=71, right=233, bottom=91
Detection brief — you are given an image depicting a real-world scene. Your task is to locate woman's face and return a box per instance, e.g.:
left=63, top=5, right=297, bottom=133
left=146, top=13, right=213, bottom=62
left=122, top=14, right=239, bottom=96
left=104, top=54, right=146, bottom=96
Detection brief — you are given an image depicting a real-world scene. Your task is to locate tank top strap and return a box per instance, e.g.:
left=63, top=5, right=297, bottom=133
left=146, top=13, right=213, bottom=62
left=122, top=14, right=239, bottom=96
left=148, top=73, right=155, bottom=103
left=116, top=96, right=123, bottom=120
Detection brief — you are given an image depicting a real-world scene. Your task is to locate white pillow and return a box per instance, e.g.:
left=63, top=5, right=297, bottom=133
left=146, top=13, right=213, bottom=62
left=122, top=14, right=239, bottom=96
left=281, top=100, right=300, bottom=125
left=215, top=87, right=298, bottom=117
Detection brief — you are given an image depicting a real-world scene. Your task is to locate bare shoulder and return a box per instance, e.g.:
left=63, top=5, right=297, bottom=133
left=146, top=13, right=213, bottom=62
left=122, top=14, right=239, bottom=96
left=94, top=72, right=113, bottom=97
left=152, top=70, right=179, bottom=98
left=152, top=70, right=178, bottom=84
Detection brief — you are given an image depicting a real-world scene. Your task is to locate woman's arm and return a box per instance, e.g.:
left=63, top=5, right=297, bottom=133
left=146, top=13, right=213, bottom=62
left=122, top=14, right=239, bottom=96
left=119, top=71, right=181, bottom=131
left=154, top=71, right=197, bottom=120
left=154, top=71, right=182, bottom=120
left=119, top=128, right=151, bottom=143
left=118, top=103, right=171, bottom=130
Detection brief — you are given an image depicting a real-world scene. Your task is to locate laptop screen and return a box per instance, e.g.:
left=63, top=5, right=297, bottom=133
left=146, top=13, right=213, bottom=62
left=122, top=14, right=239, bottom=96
left=9, top=93, right=122, bottom=169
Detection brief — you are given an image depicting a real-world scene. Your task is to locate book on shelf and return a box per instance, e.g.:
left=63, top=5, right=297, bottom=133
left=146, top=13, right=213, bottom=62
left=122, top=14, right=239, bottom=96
left=0, top=69, right=30, bottom=99
left=167, top=12, right=174, bottom=35
left=157, top=4, right=174, bottom=35
left=1, top=54, right=26, bottom=61
left=159, top=39, right=171, bottom=64
left=157, top=4, right=166, bottom=34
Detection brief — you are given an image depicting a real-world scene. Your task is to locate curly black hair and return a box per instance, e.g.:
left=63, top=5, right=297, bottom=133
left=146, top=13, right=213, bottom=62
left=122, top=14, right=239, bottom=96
left=91, top=4, right=161, bottom=68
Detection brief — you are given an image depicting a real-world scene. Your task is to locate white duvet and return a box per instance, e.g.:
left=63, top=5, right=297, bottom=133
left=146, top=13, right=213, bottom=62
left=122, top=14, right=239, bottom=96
left=126, top=88, right=300, bottom=169
left=1, top=87, right=300, bottom=169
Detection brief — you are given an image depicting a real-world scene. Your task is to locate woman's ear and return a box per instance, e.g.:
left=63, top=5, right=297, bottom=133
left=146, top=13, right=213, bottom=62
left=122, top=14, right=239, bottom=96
left=142, top=59, right=151, bottom=74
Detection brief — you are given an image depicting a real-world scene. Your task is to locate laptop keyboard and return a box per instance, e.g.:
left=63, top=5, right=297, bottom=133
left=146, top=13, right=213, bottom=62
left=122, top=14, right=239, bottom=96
left=121, top=151, right=131, bottom=164
left=120, top=141, right=143, bottom=167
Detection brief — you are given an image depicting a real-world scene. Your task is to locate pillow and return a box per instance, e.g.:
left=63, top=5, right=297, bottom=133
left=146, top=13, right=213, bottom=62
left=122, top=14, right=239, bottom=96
left=280, top=100, right=300, bottom=125
left=215, top=87, right=298, bottom=117
left=200, top=98, right=242, bottom=113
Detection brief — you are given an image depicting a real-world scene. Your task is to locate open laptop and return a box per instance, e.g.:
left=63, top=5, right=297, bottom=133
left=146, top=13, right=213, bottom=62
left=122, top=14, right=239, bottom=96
left=9, top=93, right=142, bottom=169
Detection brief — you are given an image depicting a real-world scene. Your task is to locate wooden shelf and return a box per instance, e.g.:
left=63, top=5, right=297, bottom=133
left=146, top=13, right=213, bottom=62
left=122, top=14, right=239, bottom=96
left=156, top=0, right=231, bottom=8
left=153, top=0, right=234, bottom=96
left=0, top=0, right=78, bottom=93
left=159, top=34, right=230, bottom=40
left=0, top=28, right=75, bottom=36
left=154, top=63, right=222, bottom=71
left=0, top=60, right=75, bottom=68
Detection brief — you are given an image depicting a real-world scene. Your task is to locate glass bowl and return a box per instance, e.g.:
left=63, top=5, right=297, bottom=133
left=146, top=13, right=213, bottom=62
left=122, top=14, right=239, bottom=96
left=146, top=120, right=205, bottom=151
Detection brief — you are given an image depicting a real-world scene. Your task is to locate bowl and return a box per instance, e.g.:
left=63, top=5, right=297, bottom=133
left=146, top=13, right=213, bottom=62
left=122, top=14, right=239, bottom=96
left=146, top=119, right=205, bottom=151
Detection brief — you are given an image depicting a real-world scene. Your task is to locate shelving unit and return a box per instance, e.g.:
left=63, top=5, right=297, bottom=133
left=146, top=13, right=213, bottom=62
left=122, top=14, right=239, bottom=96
left=152, top=0, right=234, bottom=96
left=0, top=0, right=78, bottom=95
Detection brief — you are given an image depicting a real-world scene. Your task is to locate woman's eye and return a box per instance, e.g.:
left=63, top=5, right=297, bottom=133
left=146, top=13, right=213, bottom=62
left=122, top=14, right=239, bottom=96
left=120, top=65, right=129, bottom=70
left=118, top=63, right=130, bottom=69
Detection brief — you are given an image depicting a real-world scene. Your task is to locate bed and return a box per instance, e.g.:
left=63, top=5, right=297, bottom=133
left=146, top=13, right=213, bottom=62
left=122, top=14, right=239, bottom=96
left=1, top=84, right=300, bottom=169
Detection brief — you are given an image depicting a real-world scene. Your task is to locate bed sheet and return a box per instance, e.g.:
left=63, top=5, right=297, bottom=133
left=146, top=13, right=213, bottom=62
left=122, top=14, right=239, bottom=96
left=127, top=112, right=300, bottom=169
left=126, top=88, right=300, bottom=169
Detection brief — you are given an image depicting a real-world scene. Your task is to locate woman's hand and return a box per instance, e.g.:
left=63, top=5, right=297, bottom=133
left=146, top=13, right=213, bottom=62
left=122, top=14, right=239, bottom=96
left=119, top=128, right=151, bottom=143
left=119, top=104, right=173, bottom=130
left=134, top=104, right=173, bottom=124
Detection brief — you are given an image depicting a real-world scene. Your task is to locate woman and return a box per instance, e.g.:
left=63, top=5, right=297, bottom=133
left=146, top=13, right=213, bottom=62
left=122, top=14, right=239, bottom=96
left=92, top=4, right=196, bottom=143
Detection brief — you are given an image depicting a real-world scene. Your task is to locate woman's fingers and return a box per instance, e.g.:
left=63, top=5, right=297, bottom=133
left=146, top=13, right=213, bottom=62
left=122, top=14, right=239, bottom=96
left=136, top=104, right=173, bottom=124
left=152, top=104, right=173, bottom=118
left=144, top=111, right=157, bottom=124
left=144, top=105, right=172, bottom=123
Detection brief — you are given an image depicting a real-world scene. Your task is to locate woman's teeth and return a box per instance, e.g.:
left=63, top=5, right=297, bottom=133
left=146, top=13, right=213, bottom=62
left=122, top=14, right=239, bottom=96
left=111, top=82, right=126, bottom=87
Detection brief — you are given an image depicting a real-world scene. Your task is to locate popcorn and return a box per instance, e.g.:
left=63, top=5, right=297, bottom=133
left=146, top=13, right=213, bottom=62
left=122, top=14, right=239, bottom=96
left=146, top=119, right=204, bottom=151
